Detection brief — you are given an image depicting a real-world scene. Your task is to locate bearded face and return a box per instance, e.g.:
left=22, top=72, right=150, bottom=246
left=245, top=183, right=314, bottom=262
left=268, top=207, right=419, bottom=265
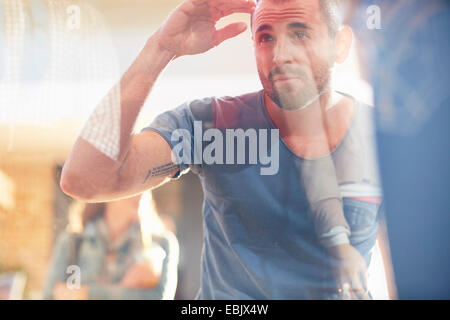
left=253, top=0, right=336, bottom=110
left=257, top=56, right=333, bottom=110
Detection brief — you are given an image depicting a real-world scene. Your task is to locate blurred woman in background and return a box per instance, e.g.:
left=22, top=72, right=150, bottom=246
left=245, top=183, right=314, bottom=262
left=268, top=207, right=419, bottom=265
left=42, top=191, right=179, bottom=300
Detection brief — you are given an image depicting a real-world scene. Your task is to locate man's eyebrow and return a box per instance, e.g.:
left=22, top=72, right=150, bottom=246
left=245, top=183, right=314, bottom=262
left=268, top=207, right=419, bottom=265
left=255, top=24, right=273, bottom=33
left=255, top=22, right=311, bottom=34
left=288, top=22, right=311, bottom=30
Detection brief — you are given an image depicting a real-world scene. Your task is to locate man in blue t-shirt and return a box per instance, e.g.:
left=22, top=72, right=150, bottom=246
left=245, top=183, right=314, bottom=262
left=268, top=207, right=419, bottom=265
left=61, top=0, right=382, bottom=299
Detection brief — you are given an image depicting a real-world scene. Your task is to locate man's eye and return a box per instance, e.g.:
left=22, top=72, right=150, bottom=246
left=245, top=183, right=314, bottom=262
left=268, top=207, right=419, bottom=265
left=294, top=32, right=308, bottom=39
left=259, top=34, right=273, bottom=43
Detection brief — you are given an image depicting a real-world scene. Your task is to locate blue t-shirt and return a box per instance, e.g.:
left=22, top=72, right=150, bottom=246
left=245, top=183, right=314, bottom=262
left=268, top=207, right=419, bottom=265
left=143, top=90, right=380, bottom=299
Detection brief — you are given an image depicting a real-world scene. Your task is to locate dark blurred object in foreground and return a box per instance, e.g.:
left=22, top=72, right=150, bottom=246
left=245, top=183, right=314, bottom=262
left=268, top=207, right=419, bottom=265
left=352, top=0, right=450, bottom=299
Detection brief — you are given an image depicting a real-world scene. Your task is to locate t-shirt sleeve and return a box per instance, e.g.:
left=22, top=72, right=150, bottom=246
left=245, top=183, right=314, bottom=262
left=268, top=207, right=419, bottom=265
left=140, top=98, right=214, bottom=178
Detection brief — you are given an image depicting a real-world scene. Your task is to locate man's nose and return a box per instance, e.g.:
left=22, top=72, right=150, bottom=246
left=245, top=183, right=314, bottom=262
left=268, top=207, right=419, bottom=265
left=273, top=37, right=293, bottom=65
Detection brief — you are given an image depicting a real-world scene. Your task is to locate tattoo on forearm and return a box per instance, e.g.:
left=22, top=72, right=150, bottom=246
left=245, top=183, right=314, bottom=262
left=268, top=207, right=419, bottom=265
left=143, top=163, right=180, bottom=183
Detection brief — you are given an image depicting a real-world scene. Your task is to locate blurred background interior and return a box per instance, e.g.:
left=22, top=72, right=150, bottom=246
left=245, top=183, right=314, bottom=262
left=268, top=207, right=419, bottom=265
left=0, top=0, right=393, bottom=299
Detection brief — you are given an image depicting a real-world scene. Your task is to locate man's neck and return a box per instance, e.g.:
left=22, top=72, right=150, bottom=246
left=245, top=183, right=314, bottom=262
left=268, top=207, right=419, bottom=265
left=264, top=90, right=355, bottom=158
left=264, top=90, right=333, bottom=137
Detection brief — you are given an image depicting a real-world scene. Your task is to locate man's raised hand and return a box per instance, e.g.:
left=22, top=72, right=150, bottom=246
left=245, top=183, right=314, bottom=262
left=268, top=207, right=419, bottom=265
left=157, top=0, right=256, bottom=57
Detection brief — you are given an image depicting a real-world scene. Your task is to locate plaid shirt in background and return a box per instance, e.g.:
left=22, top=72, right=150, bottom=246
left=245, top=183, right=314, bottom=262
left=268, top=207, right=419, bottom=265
left=42, top=216, right=179, bottom=300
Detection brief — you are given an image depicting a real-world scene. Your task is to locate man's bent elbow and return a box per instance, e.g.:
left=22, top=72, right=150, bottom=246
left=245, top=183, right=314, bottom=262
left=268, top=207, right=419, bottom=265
left=60, top=169, right=98, bottom=202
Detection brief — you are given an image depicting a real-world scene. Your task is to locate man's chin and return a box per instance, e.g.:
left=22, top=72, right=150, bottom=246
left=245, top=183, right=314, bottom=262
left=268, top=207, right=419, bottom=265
left=277, top=101, right=305, bottom=110
left=273, top=91, right=310, bottom=111
left=273, top=80, right=301, bottom=91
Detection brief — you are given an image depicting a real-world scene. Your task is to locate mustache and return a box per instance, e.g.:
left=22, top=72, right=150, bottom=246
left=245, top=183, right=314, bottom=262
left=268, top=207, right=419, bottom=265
left=269, top=66, right=307, bottom=81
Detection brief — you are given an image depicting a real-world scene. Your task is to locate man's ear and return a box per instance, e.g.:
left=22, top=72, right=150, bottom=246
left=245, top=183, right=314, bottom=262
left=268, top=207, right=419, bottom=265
left=334, top=25, right=353, bottom=64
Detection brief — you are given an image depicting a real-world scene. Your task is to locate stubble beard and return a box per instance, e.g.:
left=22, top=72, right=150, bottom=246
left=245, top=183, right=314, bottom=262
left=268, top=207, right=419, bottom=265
left=259, top=63, right=332, bottom=111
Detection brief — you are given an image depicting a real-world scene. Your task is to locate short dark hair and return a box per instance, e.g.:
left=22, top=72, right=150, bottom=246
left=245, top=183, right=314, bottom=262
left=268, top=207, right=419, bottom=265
left=252, top=0, right=342, bottom=37
left=318, top=0, right=341, bottom=37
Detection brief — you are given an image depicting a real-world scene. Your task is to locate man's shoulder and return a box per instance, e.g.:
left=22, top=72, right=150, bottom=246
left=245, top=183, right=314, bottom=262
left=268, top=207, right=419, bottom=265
left=188, top=90, right=264, bottom=126
left=353, top=98, right=376, bottom=132
left=335, top=92, right=376, bottom=137
left=188, top=90, right=262, bottom=110
left=214, top=90, right=263, bottom=105
left=337, top=92, right=375, bottom=124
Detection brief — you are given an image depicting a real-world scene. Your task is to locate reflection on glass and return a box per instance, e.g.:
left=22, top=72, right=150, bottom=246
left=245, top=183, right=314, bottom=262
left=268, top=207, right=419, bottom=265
left=9, top=0, right=449, bottom=301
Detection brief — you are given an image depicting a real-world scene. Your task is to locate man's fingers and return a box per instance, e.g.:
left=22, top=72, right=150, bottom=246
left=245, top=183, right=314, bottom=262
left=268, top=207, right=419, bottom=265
left=360, top=290, right=371, bottom=300
left=214, top=22, right=248, bottom=46
left=358, top=267, right=370, bottom=300
left=212, top=0, right=256, bottom=19
left=212, top=0, right=256, bottom=8
left=221, top=5, right=256, bottom=18
left=355, top=260, right=369, bottom=292
left=350, top=272, right=364, bottom=291
left=360, top=268, right=368, bottom=293
left=349, top=271, right=371, bottom=300
left=352, top=285, right=371, bottom=300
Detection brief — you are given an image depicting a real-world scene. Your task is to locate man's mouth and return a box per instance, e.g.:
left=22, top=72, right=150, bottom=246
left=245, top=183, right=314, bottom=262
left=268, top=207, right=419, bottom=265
left=272, top=75, right=301, bottom=84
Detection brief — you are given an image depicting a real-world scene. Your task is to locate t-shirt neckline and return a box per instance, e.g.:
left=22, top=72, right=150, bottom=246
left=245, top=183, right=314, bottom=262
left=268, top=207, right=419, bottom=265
left=257, top=89, right=359, bottom=162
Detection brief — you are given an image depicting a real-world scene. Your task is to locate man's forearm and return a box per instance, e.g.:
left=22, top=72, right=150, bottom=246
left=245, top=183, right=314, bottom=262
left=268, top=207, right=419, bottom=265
left=61, top=30, right=175, bottom=199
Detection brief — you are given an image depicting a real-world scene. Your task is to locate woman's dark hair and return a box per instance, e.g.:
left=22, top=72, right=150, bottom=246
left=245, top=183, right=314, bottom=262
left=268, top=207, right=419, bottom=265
left=81, top=202, right=106, bottom=227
